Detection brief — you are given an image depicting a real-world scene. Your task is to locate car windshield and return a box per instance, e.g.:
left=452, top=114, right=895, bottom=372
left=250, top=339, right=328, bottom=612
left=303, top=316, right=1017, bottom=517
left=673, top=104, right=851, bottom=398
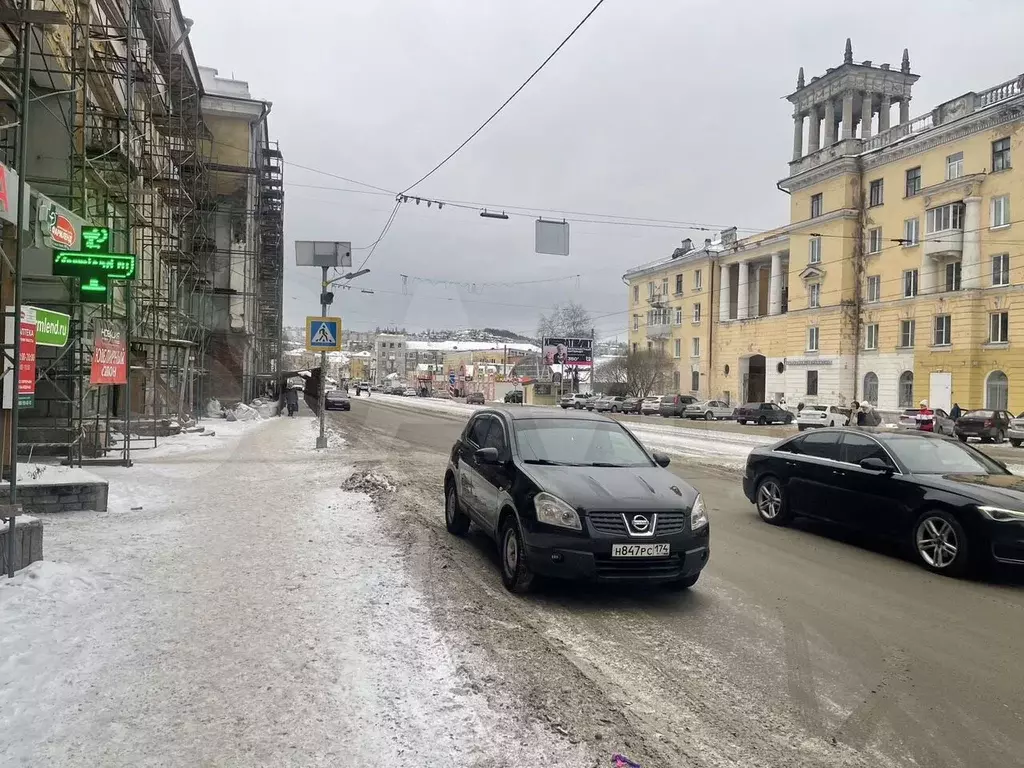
left=885, top=435, right=1008, bottom=475
left=964, top=410, right=993, bottom=418
left=514, top=418, right=652, bottom=468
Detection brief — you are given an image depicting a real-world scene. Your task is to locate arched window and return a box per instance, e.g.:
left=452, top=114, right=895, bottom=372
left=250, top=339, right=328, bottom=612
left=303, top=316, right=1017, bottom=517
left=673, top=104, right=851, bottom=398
left=986, top=370, right=1009, bottom=411
left=863, top=372, right=879, bottom=405
left=898, top=371, right=914, bottom=408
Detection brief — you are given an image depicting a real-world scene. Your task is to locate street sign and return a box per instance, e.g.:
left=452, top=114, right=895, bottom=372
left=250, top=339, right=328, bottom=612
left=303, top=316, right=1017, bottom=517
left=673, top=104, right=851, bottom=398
left=33, top=307, right=70, bottom=346
left=306, top=316, right=341, bottom=352
left=448, top=370, right=456, bottom=386
left=295, top=241, right=352, bottom=268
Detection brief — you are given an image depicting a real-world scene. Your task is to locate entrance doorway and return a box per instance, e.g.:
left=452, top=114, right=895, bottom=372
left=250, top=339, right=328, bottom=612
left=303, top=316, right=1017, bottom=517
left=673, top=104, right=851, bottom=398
left=745, top=354, right=766, bottom=403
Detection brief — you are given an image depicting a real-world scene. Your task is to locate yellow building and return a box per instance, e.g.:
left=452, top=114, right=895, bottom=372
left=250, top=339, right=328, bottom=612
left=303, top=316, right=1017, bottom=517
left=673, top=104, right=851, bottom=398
left=625, top=40, right=1024, bottom=413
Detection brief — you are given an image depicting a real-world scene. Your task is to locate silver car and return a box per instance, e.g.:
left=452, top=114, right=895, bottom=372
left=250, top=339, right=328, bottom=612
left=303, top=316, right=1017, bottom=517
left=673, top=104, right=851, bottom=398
left=1008, top=412, right=1024, bottom=448
left=593, top=396, right=626, bottom=413
left=684, top=399, right=733, bottom=421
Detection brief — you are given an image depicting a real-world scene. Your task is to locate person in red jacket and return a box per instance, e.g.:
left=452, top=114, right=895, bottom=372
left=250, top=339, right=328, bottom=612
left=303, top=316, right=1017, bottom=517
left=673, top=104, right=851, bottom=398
left=916, top=399, right=934, bottom=431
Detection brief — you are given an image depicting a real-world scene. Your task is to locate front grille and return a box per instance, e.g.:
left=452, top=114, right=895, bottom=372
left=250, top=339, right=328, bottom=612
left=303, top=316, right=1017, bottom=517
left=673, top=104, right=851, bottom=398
left=657, top=512, right=688, bottom=535
left=587, top=511, right=689, bottom=536
left=594, top=555, right=683, bottom=580
left=588, top=512, right=628, bottom=535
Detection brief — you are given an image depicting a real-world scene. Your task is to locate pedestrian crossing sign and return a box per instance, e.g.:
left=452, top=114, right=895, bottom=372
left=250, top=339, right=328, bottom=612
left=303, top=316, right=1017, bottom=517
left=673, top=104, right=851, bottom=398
left=306, top=316, right=342, bottom=351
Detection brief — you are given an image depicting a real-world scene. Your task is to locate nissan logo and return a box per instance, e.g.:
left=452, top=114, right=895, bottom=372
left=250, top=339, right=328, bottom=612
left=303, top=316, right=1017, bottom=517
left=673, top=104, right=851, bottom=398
left=632, top=515, right=650, bottom=531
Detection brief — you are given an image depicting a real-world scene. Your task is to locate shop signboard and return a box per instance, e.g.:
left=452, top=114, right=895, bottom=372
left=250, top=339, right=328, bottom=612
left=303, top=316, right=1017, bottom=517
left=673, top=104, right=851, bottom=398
left=90, top=320, right=127, bottom=385
left=541, top=337, right=593, bottom=367
left=2, top=306, right=37, bottom=408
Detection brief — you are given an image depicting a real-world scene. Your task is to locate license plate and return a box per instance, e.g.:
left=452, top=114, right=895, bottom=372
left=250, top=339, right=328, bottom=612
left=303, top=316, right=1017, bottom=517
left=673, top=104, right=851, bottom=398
left=612, top=543, right=670, bottom=558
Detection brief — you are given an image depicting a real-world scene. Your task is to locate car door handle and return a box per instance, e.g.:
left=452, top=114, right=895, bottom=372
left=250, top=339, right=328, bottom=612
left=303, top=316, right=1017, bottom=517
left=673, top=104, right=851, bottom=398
left=832, top=469, right=846, bottom=476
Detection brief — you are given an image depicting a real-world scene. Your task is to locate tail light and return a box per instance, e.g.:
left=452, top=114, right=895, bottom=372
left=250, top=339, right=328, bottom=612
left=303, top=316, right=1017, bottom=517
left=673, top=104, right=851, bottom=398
left=984, top=419, right=994, bottom=427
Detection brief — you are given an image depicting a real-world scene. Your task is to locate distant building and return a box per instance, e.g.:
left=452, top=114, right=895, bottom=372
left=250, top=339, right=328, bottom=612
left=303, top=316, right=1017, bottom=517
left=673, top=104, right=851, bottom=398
left=372, top=333, right=407, bottom=383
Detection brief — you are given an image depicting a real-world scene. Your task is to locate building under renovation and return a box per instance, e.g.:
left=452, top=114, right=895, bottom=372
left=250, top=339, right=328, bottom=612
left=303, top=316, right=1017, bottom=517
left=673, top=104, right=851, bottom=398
left=0, top=0, right=283, bottom=462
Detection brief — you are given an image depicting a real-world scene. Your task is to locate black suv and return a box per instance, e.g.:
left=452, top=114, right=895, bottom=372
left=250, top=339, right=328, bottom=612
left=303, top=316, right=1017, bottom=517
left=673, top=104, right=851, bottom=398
left=443, top=407, right=711, bottom=592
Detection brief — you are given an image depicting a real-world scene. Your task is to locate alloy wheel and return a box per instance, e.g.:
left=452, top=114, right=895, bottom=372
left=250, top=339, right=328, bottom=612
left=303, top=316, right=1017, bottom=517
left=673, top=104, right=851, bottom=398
left=705, top=411, right=714, bottom=421
left=757, top=480, right=782, bottom=520
left=503, top=528, right=519, bottom=577
left=916, top=516, right=959, bottom=569
left=445, top=489, right=456, bottom=525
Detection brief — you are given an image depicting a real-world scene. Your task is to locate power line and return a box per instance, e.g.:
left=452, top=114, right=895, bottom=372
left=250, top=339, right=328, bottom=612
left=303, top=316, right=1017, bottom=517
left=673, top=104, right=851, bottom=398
left=399, top=0, right=609, bottom=195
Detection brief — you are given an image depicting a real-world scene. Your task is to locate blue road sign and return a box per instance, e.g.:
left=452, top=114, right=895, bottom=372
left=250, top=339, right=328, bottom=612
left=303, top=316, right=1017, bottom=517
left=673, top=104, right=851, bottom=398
left=306, top=316, right=342, bottom=352
left=448, top=370, right=456, bottom=386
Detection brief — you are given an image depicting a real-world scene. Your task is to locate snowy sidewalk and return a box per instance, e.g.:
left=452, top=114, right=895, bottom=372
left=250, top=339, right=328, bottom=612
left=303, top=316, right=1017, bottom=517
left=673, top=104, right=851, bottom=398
left=0, top=413, right=586, bottom=767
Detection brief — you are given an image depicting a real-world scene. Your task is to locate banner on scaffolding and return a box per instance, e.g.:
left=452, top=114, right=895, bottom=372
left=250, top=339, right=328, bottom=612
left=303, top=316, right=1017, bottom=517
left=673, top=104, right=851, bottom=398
left=90, top=320, right=127, bottom=386
left=2, top=306, right=37, bottom=409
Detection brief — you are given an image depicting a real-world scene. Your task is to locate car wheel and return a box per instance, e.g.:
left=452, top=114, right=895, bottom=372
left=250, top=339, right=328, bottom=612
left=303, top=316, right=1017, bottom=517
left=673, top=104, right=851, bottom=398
left=1011, top=439, right=1023, bottom=448
left=664, top=572, right=700, bottom=591
left=499, top=516, right=534, bottom=593
left=913, top=510, right=970, bottom=577
left=704, top=411, right=714, bottom=421
left=755, top=476, right=793, bottom=525
left=757, top=416, right=768, bottom=426
left=797, top=425, right=807, bottom=432
left=996, top=430, right=1006, bottom=444
left=828, top=420, right=835, bottom=427
left=444, top=483, right=471, bottom=536
left=957, top=433, right=968, bottom=443
left=981, top=436, right=992, bottom=443
left=738, top=420, right=747, bottom=425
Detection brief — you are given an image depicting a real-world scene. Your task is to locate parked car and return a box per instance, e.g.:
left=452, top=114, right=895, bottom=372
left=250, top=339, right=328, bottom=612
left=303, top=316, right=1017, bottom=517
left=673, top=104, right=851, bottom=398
left=620, top=396, right=643, bottom=414
left=898, top=408, right=955, bottom=436
left=504, top=390, right=524, bottom=404
left=659, top=394, right=699, bottom=418
left=560, top=393, right=592, bottom=409
left=734, top=402, right=794, bottom=425
left=403, top=387, right=418, bottom=397
left=583, top=397, right=599, bottom=411
left=640, top=395, right=666, bottom=415
left=443, top=407, right=710, bottom=591
left=954, top=409, right=1013, bottom=443
left=324, top=390, right=351, bottom=411
left=593, top=396, right=626, bottom=413
left=1009, top=412, right=1024, bottom=448
left=683, top=400, right=733, bottom=421
left=466, top=392, right=485, bottom=405
left=796, top=404, right=851, bottom=431
left=743, top=428, right=1024, bottom=576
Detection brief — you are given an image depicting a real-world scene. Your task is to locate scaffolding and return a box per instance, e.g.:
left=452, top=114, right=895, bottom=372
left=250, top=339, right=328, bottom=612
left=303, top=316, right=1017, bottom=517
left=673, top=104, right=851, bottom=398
left=0, top=0, right=281, bottom=465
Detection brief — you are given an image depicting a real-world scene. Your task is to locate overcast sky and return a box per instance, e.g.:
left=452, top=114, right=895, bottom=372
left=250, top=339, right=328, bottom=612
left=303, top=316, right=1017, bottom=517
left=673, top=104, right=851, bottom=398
left=183, top=0, right=1024, bottom=340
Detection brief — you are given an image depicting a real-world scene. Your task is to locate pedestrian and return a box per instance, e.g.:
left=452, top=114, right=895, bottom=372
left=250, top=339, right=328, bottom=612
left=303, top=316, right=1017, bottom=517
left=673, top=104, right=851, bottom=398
left=285, top=386, right=299, bottom=417
left=950, top=402, right=962, bottom=421
left=797, top=402, right=805, bottom=414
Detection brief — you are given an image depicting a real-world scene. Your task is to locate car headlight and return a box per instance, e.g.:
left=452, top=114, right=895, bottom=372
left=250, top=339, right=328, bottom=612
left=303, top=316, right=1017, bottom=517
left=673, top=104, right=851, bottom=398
left=978, top=506, right=1024, bottom=522
left=533, top=492, right=582, bottom=531
left=690, top=493, right=709, bottom=531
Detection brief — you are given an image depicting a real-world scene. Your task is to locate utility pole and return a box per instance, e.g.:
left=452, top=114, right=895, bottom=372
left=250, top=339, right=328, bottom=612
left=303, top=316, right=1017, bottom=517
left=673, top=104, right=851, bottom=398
left=316, top=265, right=329, bottom=449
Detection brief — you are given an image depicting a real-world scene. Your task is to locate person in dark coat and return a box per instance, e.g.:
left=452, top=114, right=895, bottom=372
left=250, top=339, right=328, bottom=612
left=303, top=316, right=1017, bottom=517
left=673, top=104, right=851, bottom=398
left=950, top=402, right=962, bottom=421
left=285, top=386, right=299, bottom=417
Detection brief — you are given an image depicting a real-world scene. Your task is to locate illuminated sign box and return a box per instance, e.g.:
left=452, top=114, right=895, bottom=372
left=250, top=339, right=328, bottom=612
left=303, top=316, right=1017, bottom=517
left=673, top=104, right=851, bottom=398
left=51, top=226, right=136, bottom=303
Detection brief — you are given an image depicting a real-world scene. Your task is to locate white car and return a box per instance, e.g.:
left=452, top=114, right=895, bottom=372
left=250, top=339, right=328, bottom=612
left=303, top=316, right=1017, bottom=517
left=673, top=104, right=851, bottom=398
left=640, top=395, right=665, bottom=415
left=683, top=400, right=733, bottom=421
left=796, top=404, right=851, bottom=431
left=1007, top=412, right=1024, bottom=447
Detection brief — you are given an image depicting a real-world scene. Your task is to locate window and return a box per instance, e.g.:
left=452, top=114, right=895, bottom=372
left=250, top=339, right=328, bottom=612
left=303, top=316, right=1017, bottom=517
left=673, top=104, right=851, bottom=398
left=691, top=337, right=700, bottom=357
left=841, top=433, right=889, bottom=465
left=662, top=277, right=669, bottom=296
left=986, top=370, right=1009, bottom=410
left=806, top=370, right=819, bottom=396
left=633, top=284, right=639, bottom=303
left=933, top=314, right=952, bottom=346
left=905, top=166, right=921, bottom=197
left=807, top=326, right=819, bottom=352
left=927, top=202, right=964, bottom=233
left=903, top=269, right=919, bottom=297
left=863, top=372, right=879, bottom=405
left=899, top=371, right=915, bottom=408
left=675, top=274, right=683, bottom=294
left=991, top=195, right=1010, bottom=228
left=633, top=315, right=639, bottom=331
left=481, top=418, right=508, bottom=456
left=691, top=370, right=700, bottom=392
left=672, top=370, right=680, bottom=389
left=865, top=323, right=879, bottom=350
left=808, top=283, right=821, bottom=308
left=694, top=270, right=703, bottom=290
left=674, top=307, right=683, bottom=325
left=869, top=178, right=884, bottom=207
left=992, top=253, right=1010, bottom=286
left=992, top=137, right=1011, bottom=172
left=944, top=261, right=961, bottom=292
left=868, top=227, right=883, bottom=253
left=693, top=303, right=702, bottom=322
left=467, top=416, right=491, bottom=446
left=900, top=319, right=916, bottom=348
left=946, top=151, right=963, bottom=180
left=810, top=193, right=823, bottom=218
left=866, top=275, right=881, bottom=303
left=809, top=236, right=822, bottom=263
left=673, top=338, right=681, bottom=358
left=632, top=342, right=638, bottom=353
left=990, top=311, right=1009, bottom=343
left=903, top=217, right=919, bottom=246
left=648, top=281, right=655, bottom=298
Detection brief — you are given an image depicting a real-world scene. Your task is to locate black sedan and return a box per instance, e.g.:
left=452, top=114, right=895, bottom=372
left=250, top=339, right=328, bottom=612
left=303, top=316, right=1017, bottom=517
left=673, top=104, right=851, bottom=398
left=443, top=407, right=710, bottom=592
left=735, top=402, right=793, bottom=425
left=324, top=390, right=351, bottom=410
left=743, top=428, right=1024, bottom=576
left=955, top=409, right=1013, bottom=443
left=620, top=396, right=643, bottom=414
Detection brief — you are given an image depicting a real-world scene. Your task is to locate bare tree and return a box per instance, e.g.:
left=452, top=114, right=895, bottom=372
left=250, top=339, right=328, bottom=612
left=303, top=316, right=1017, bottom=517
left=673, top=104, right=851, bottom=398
left=537, top=301, right=592, bottom=340
left=593, top=355, right=627, bottom=394
left=626, top=349, right=673, bottom=397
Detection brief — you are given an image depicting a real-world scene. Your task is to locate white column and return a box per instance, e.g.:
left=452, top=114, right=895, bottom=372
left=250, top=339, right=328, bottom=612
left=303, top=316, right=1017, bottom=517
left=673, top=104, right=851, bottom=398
left=719, top=263, right=731, bottom=321
left=861, top=92, right=873, bottom=139
left=878, top=94, right=891, bottom=132
left=842, top=92, right=855, bottom=139
left=823, top=99, right=836, bottom=145
left=792, top=112, right=804, bottom=161
left=769, top=252, right=783, bottom=315
left=736, top=261, right=750, bottom=320
left=899, top=97, right=911, bottom=125
left=807, top=107, right=821, bottom=153
left=962, top=196, right=983, bottom=288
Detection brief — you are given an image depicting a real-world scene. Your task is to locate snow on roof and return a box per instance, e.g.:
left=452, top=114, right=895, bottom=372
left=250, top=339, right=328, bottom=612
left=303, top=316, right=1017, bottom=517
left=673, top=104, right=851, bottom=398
left=405, top=340, right=539, bottom=353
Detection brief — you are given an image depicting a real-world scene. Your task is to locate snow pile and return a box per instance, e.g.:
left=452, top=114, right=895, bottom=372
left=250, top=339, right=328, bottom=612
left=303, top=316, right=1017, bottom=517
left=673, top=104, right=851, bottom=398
left=0, top=462, right=105, bottom=487
left=250, top=397, right=276, bottom=419
left=205, top=398, right=222, bottom=418
left=225, top=402, right=261, bottom=422
left=342, top=470, right=396, bottom=495
left=0, top=513, right=37, bottom=534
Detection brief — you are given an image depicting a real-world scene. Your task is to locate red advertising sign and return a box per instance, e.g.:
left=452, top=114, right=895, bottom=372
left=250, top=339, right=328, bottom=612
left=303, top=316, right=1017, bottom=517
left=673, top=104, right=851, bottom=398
left=18, top=317, right=36, bottom=407
left=90, top=320, right=127, bottom=385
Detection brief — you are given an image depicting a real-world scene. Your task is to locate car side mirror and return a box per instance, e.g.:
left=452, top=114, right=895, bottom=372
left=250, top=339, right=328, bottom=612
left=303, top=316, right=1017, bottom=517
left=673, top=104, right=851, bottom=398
left=475, top=447, right=501, bottom=464
left=652, top=451, right=671, bottom=467
left=860, top=457, right=893, bottom=473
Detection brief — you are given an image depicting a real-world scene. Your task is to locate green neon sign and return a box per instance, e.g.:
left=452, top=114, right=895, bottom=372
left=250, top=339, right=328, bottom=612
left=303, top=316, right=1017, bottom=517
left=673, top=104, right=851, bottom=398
left=81, top=226, right=110, bottom=252
left=53, top=251, right=136, bottom=280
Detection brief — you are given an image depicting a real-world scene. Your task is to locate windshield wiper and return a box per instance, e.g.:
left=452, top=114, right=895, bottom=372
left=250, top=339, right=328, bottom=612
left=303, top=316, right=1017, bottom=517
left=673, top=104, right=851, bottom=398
left=523, top=458, right=572, bottom=466
left=579, top=462, right=629, bottom=468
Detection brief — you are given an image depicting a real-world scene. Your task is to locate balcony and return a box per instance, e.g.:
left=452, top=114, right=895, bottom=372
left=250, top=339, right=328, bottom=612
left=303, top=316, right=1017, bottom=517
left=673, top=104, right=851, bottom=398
left=646, top=323, right=671, bottom=339
left=924, top=228, right=963, bottom=259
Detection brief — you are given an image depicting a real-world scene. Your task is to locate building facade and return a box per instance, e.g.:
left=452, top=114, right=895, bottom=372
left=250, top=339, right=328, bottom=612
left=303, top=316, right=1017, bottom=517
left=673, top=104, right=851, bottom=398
left=625, top=41, right=1024, bottom=413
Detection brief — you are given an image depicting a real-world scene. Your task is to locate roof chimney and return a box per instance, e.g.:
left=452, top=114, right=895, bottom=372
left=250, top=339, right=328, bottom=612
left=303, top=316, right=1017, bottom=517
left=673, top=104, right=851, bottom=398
left=720, top=227, right=738, bottom=246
